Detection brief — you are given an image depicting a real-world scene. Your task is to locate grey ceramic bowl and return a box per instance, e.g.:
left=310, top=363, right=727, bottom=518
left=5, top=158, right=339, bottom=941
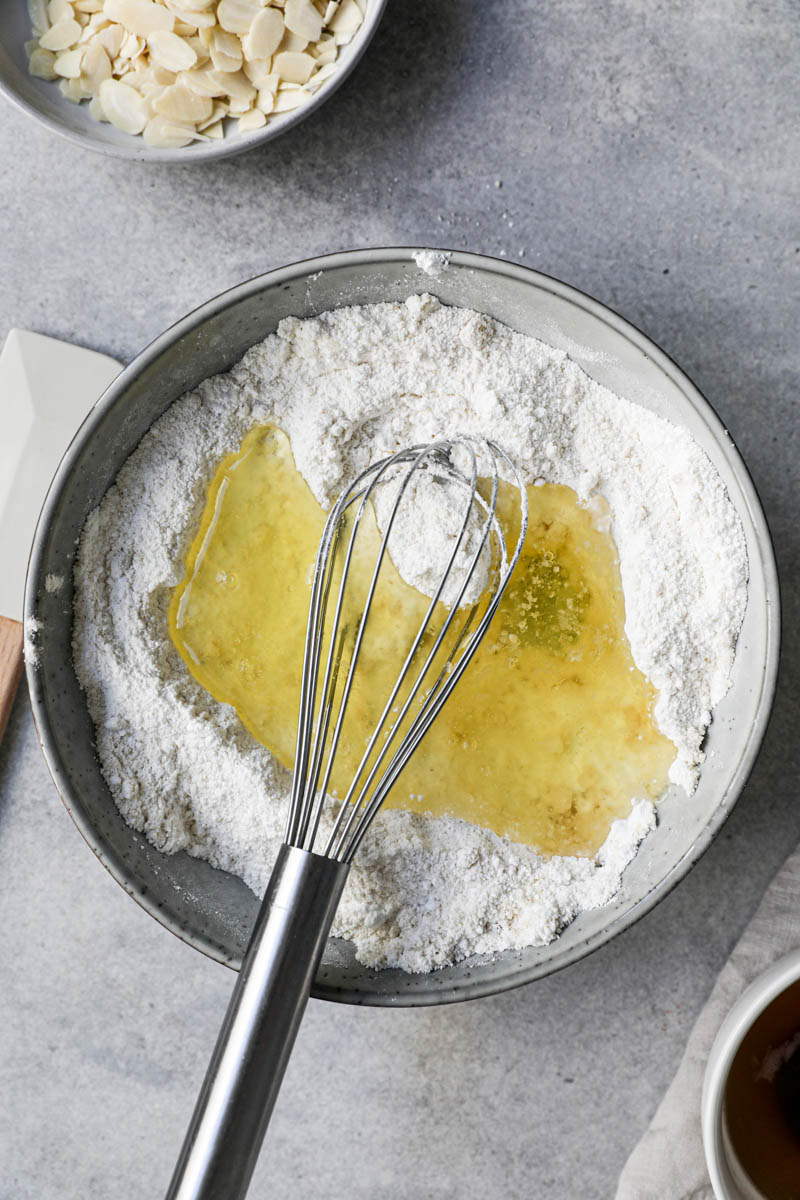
left=0, top=1, right=386, bottom=162
left=25, top=248, right=780, bottom=1006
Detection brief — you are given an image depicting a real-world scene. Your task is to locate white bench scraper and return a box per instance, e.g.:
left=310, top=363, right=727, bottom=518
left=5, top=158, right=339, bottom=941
left=0, top=330, right=121, bottom=742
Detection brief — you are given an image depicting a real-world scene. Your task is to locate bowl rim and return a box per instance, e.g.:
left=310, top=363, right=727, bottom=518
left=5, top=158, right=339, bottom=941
left=0, top=0, right=387, bottom=164
left=701, top=948, right=800, bottom=1199
left=25, top=247, right=782, bottom=1006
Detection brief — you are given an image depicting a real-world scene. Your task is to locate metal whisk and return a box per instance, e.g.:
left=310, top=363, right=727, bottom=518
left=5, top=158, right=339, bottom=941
left=166, top=438, right=528, bottom=1200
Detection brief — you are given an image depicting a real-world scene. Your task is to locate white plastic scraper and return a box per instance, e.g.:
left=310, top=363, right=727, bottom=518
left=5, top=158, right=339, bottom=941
left=0, top=330, right=121, bottom=741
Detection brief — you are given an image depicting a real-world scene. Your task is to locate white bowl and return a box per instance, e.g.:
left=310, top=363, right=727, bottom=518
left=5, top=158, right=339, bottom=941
left=0, top=1, right=386, bottom=163
left=702, top=949, right=800, bottom=1199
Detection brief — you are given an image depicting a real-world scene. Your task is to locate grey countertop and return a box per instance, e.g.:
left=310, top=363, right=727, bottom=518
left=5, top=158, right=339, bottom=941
left=1, top=2, right=798, bottom=1197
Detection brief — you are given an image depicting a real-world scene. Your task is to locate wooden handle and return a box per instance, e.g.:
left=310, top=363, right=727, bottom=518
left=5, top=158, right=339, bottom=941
left=0, top=616, right=24, bottom=743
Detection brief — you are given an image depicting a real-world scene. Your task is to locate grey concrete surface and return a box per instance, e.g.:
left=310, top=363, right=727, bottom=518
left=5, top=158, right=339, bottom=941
left=0, top=1, right=798, bottom=1197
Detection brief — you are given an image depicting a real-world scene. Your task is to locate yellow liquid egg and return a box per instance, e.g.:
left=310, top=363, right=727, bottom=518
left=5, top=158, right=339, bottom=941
left=169, top=424, right=675, bottom=857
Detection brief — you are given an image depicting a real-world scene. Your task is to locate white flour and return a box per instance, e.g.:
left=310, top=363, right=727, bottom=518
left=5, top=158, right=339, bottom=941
left=372, top=461, right=493, bottom=606
left=71, top=296, right=748, bottom=973
left=413, top=249, right=452, bottom=277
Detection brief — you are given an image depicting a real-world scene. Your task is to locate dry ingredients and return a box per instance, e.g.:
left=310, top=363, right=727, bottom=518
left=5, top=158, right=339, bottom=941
left=25, top=0, right=364, bottom=147
left=71, top=295, right=748, bottom=972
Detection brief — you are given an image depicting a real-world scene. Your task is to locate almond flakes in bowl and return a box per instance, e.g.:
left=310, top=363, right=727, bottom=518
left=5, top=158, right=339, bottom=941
left=25, top=0, right=365, bottom=147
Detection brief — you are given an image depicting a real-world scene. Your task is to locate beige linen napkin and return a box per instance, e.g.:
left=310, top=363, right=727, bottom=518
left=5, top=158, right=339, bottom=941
left=615, top=845, right=800, bottom=1200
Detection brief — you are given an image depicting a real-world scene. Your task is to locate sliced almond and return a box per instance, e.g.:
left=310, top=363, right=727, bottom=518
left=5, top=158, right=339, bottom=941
left=181, top=66, right=227, bottom=96
left=148, top=29, right=197, bottom=71
left=165, top=3, right=217, bottom=28
left=54, top=47, right=83, bottom=76
left=28, top=0, right=51, bottom=38
left=119, top=30, right=144, bottom=58
left=152, top=79, right=212, bottom=121
left=39, top=17, right=81, bottom=50
left=277, top=30, right=307, bottom=53
left=196, top=98, right=227, bottom=127
left=81, top=39, right=111, bottom=86
left=94, top=22, right=125, bottom=55
left=242, top=57, right=273, bottom=87
left=307, top=59, right=336, bottom=87
left=88, top=92, right=107, bottom=120
left=203, top=118, right=223, bottom=138
left=273, top=84, right=309, bottom=111
left=99, top=75, right=148, bottom=131
left=74, top=0, right=104, bottom=11
left=258, top=71, right=279, bottom=93
left=284, top=0, right=322, bottom=42
left=272, top=49, right=314, bottom=84
left=59, top=76, right=84, bottom=100
left=312, top=35, right=336, bottom=64
left=209, top=68, right=254, bottom=101
left=216, top=0, right=261, bottom=35
left=117, top=62, right=147, bottom=88
left=238, top=107, right=266, bottom=132
left=48, top=0, right=75, bottom=23
left=328, top=0, right=361, bottom=35
left=143, top=115, right=198, bottom=146
left=209, top=27, right=242, bottom=71
left=28, top=47, right=58, bottom=79
left=104, top=0, right=174, bottom=36
left=243, top=7, right=283, bottom=59
left=256, top=85, right=275, bottom=113
left=150, top=62, right=178, bottom=84
left=184, top=35, right=208, bottom=58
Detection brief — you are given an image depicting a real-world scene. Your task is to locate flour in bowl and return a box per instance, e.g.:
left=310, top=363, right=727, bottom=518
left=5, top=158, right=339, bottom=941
left=71, top=296, right=748, bottom=972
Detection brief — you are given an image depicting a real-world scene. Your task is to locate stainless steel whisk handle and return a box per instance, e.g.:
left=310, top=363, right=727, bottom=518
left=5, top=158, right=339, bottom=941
left=165, top=845, right=350, bottom=1200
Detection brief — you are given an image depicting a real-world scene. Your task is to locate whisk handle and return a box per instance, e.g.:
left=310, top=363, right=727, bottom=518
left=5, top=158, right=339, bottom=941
left=165, top=844, right=350, bottom=1200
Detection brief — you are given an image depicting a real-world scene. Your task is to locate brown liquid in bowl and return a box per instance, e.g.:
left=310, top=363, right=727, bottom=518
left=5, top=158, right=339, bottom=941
left=725, top=979, right=800, bottom=1199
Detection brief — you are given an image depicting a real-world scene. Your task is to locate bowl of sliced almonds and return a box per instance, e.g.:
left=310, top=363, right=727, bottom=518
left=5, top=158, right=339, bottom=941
left=0, top=0, right=384, bottom=160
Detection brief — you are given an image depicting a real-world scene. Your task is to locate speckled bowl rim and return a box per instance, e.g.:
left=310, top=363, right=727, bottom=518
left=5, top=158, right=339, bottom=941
left=25, top=248, right=781, bottom=1006
left=0, top=0, right=387, bottom=164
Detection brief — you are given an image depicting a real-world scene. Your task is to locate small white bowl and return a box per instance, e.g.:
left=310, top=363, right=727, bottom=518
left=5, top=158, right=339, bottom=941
left=0, top=0, right=386, bottom=163
left=702, top=949, right=800, bottom=1199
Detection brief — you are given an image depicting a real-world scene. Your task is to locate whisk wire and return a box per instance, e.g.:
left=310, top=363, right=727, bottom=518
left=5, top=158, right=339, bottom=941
left=342, top=445, right=527, bottom=861
left=290, top=443, right=457, bottom=849
left=324, top=450, right=502, bottom=860
left=321, top=443, right=484, bottom=855
left=296, top=446, right=441, bottom=851
left=287, top=436, right=528, bottom=863
left=327, top=600, right=480, bottom=862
